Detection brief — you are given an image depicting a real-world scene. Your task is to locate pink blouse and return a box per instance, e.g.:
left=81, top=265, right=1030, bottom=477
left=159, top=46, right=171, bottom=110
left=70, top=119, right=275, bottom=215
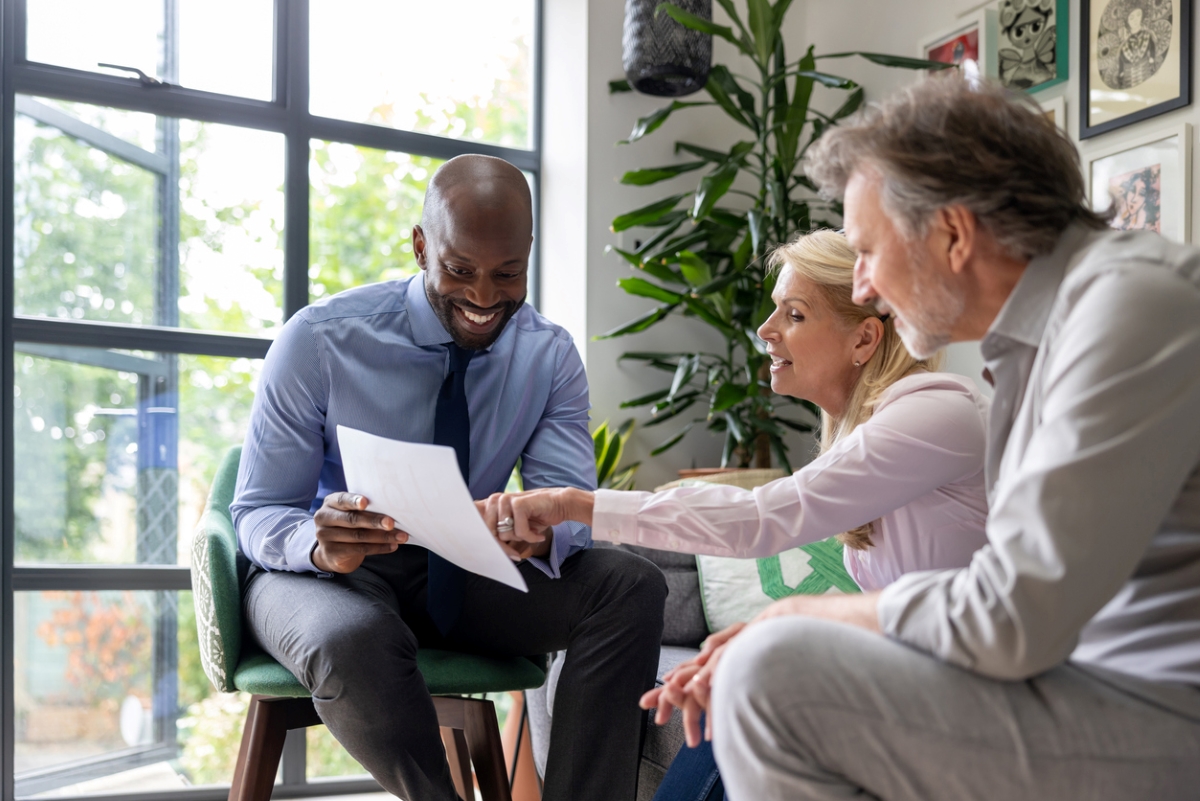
left=591, top=372, right=991, bottom=592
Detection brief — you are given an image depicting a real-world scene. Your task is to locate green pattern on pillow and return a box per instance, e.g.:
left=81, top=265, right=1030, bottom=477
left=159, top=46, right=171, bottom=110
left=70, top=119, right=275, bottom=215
left=697, top=539, right=861, bottom=633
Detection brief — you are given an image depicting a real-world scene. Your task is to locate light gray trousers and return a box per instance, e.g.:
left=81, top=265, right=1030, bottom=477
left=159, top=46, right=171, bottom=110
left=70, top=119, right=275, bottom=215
left=711, top=617, right=1200, bottom=801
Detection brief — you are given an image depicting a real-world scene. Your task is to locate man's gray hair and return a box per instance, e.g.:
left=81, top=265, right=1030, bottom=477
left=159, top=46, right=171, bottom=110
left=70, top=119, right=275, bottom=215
left=805, top=74, right=1108, bottom=260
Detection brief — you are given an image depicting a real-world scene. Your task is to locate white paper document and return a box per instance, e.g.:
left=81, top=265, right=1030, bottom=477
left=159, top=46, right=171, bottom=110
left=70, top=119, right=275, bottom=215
left=337, top=425, right=528, bottom=593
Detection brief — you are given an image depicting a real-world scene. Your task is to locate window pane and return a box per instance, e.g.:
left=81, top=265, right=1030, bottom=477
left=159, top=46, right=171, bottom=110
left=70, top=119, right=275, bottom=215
left=13, top=349, right=261, bottom=566
left=309, top=0, right=535, bottom=149
left=15, top=590, right=240, bottom=794
left=15, top=98, right=285, bottom=335
left=309, top=142, right=440, bottom=300
left=26, top=0, right=274, bottom=101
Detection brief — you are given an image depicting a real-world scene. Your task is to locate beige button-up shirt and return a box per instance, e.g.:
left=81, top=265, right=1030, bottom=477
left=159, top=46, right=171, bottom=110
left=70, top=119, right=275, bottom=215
left=878, top=225, right=1200, bottom=692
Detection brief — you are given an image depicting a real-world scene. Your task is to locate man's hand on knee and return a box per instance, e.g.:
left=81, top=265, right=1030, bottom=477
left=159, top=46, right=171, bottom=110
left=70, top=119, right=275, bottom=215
left=313, top=492, right=408, bottom=574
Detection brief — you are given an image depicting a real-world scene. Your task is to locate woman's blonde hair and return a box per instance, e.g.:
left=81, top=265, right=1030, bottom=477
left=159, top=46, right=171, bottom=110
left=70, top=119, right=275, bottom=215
left=767, top=229, right=943, bottom=550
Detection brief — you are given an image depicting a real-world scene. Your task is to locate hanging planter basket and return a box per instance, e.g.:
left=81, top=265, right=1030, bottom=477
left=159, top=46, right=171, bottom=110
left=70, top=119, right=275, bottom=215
left=622, top=0, right=713, bottom=97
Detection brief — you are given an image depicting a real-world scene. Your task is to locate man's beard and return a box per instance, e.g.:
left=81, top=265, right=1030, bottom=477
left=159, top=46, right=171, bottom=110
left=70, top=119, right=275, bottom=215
left=891, top=253, right=964, bottom=360
left=428, top=291, right=524, bottom=351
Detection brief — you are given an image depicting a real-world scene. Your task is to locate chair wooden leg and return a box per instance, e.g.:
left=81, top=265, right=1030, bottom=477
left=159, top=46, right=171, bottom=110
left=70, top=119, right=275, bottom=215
left=464, top=698, right=513, bottom=801
left=229, top=696, right=290, bottom=801
left=441, top=726, right=473, bottom=801
left=229, top=696, right=320, bottom=801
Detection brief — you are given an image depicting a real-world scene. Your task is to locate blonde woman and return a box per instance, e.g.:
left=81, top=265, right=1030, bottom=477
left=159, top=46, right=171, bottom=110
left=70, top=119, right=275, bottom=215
left=481, top=230, right=990, bottom=801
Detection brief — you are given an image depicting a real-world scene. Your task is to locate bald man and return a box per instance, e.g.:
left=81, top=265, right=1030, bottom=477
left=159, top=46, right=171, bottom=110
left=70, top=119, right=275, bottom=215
left=231, top=155, right=666, bottom=801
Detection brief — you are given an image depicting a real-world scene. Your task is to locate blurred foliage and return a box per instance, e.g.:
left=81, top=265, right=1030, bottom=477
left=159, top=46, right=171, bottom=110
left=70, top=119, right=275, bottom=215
left=593, top=419, right=640, bottom=491
left=34, top=591, right=152, bottom=703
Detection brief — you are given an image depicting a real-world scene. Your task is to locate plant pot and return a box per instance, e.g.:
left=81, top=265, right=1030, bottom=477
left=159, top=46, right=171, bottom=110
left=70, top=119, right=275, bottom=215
left=622, top=0, right=712, bottom=97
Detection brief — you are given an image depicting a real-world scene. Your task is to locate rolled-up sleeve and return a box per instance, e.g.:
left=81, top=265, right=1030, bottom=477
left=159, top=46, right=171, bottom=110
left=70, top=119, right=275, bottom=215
left=230, top=317, right=329, bottom=573
left=878, top=269, right=1200, bottom=679
left=519, top=339, right=596, bottom=578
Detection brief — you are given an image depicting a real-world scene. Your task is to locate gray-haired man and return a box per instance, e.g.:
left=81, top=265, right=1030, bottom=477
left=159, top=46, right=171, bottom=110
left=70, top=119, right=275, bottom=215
left=707, top=76, right=1200, bottom=799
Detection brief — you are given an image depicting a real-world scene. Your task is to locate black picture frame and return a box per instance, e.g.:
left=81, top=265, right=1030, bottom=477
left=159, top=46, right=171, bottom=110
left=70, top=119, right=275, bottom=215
left=1080, top=0, right=1192, bottom=139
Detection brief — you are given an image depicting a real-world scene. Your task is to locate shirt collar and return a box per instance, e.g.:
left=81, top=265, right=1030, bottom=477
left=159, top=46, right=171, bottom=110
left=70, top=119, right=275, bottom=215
left=407, top=272, right=456, bottom=347
left=982, top=223, right=1089, bottom=353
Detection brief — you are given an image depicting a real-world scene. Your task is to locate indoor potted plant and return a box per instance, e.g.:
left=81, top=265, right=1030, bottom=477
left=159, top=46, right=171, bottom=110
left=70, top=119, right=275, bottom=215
left=604, top=0, right=944, bottom=470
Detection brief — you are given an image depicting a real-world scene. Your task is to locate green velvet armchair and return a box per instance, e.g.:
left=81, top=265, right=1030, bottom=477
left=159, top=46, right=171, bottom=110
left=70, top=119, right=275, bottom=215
left=190, top=446, right=546, bottom=801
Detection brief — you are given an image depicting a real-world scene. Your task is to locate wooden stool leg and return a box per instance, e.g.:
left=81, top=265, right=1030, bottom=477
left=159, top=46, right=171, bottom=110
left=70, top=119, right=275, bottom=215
left=441, top=726, right=473, bottom=801
left=229, top=695, right=290, bottom=801
left=464, top=698, right=513, bottom=801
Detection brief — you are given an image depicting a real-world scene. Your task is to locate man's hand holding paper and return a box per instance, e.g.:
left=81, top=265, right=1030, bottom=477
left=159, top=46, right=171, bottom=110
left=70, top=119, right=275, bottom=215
left=338, top=425, right=527, bottom=592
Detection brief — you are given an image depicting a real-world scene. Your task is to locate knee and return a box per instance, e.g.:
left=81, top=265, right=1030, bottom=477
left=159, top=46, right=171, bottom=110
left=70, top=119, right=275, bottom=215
left=713, top=617, right=840, bottom=715
left=600, top=548, right=668, bottom=613
left=299, top=613, right=418, bottom=695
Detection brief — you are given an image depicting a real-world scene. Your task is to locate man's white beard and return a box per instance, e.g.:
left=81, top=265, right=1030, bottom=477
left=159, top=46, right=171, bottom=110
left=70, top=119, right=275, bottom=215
left=894, top=260, right=964, bottom=360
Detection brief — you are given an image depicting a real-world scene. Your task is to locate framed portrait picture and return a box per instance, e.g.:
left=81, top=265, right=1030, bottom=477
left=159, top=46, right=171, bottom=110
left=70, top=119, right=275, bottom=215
left=999, top=0, right=1069, bottom=93
left=1087, top=123, right=1192, bottom=242
left=918, top=9, right=999, bottom=78
left=1039, top=94, right=1067, bottom=130
left=1080, top=0, right=1192, bottom=139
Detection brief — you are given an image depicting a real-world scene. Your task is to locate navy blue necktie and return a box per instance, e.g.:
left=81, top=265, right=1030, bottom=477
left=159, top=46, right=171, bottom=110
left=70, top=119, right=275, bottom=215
left=428, top=342, right=474, bottom=635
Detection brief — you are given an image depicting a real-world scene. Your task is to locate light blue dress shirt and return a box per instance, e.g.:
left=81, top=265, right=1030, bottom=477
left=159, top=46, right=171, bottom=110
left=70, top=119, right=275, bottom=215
left=231, top=274, right=596, bottom=578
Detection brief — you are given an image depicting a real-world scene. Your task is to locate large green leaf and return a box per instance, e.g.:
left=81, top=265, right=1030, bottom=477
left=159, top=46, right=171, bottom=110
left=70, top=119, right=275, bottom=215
left=657, top=2, right=749, bottom=55
left=637, top=258, right=688, bottom=286
left=647, top=395, right=699, bottom=426
left=694, top=272, right=741, bottom=296
left=746, top=0, right=774, bottom=65
left=611, top=194, right=688, bottom=232
left=650, top=422, right=696, bottom=456
left=692, top=161, right=739, bottom=219
left=779, top=45, right=815, bottom=177
left=619, top=387, right=672, bottom=408
left=794, top=69, right=858, bottom=89
left=818, top=51, right=954, bottom=70
left=620, top=161, right=707, bottom=186
left=596, top=303, right=678, bottom=339
left=711, top=65, right=757, bottom=119
left=684, top=296, right=736, bottom=335
left=677, top=250, right=713, bottom=287
left=668, top=355, right=699, bottom=399
left=713, top=0, right=756, bottom=54
left=621, top=101, right=710, bottom=144
left=675, top=141, right=729, bottom=163
left=705, top=67, right=757, bottom=132
left=831, top=85, right=864, bottom=121
left=617, top=276, right=684, bottom=304
left=710, top=381, right=748, bottom=415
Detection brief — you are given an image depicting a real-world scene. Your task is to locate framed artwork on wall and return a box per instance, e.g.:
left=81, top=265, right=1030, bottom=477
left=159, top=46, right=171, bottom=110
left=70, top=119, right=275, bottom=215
left=1039, top=94, right=1067, bottom=130
left=1087, top=123, right=1192, bottom=242
left=999, top=0, right=1069, bottom=93
left=918, top=9, right=999, bottom=78
left=1080, top=0, right=1192, bottom=139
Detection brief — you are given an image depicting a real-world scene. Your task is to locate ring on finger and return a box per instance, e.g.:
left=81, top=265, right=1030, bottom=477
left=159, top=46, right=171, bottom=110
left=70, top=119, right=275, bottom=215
left=497, top=516, right=515, bottom=533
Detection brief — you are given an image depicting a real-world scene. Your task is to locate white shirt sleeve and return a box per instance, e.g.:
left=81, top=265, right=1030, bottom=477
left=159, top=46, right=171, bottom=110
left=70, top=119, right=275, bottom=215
left=593, top=376, right=987, bottom=558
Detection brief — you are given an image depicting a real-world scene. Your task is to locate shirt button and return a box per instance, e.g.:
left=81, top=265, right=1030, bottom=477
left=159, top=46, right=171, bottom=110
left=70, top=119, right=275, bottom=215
left=609, top=530, right=620, bottom=540
left=669, top=538, right=680, bottom=548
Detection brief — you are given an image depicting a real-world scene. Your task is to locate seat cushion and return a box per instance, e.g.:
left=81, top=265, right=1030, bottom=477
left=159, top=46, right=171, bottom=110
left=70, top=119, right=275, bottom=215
left=232, top=649, right=546, bottom=698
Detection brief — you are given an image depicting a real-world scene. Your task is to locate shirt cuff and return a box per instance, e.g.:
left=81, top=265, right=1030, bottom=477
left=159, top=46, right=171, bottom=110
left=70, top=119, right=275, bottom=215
left=285, top=519, right=331, bottom=576
left=592, top=489, right=646, bottom=545
left=876, top=569, right=960, bottom=662
left=525, top=522, right=586, bottom=579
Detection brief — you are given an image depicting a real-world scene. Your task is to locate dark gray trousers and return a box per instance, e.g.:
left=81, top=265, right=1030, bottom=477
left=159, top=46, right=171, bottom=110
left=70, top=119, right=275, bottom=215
left=244, top=545, right=666, bottom=801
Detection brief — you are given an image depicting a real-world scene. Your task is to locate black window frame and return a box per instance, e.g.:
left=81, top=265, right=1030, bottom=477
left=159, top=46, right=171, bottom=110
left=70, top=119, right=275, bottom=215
left=0, top=0, right=543, bottom=798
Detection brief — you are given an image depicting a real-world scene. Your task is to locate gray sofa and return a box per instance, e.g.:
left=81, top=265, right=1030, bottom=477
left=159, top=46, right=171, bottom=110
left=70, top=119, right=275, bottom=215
left=526, top=542, right=709, bottom=801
